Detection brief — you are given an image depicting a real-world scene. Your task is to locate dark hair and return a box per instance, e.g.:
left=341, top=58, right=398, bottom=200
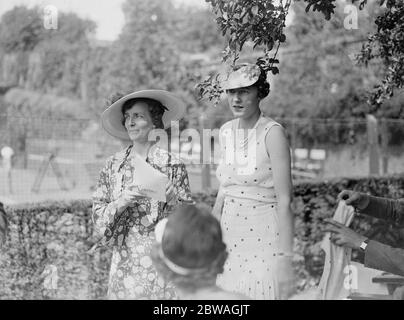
left=151, top=204, right=228, bottom=292
left=121, top=98, right=166, bottom=129
left=233, top=64, right=270, bottom=99
left=106, top=91, right=126, bottom=106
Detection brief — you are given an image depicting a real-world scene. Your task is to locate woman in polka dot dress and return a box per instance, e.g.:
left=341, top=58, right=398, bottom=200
left=213, top=64, right=295, bottom=300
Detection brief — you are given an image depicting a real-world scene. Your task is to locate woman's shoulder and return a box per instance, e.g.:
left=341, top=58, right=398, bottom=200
left=102, top=146, right=131, bottom=168
left=260, top=115, right=283, bottom=130
left=260, top=116, right=287, bottom=141
left=110, top=146, right=131, bottom=162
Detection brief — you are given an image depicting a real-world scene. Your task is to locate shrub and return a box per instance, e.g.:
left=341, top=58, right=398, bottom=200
left=0, top=200, right=110, bottom=299
left=193, top=175, right=404, bottom=292
left=1, top=175, right=403, bottom=298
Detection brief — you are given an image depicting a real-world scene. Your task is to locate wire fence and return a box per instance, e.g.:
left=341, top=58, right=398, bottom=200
left=1, top=114, right=404, bottom=204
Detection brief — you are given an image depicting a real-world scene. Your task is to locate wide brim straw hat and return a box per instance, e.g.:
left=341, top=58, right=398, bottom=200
left=101, top=89, right=186, bottom=140
left=220, top=63, right=262, bottom=90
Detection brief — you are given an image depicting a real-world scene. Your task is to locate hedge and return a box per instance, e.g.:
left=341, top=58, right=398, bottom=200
left=1, top=175, right=404, bottom=299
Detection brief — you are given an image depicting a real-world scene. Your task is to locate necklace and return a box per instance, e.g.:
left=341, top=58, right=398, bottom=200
left=236, top=114, right=262, bottom=150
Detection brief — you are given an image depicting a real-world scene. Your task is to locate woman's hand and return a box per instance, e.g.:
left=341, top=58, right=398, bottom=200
left=166, top=181, right=176, bottom=204
left=337, top=190, right=370, bottom=210
left=211, top=187, right=224, bottom=221
left=115, top=188, right=145, bottom=213
left=211, top=201, right=223, bottom=221
left=277, top=256, right=295, bottom=300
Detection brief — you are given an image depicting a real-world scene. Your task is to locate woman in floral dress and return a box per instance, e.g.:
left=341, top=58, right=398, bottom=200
left=92, top=90, right=192, bottom=300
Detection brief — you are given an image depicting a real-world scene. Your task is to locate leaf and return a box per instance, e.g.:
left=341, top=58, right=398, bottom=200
left=305, top=3, right=313, bottom=13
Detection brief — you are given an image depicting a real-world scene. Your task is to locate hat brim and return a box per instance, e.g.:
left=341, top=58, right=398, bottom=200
left=101, top=90, right=186, bottom=141
left=220, top=64, right=261, bottom=90
left=221, top=76, right=259, bottom=90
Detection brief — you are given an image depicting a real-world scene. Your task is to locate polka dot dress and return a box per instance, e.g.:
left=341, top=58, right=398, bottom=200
left=216, top=115, right=283, bottom=300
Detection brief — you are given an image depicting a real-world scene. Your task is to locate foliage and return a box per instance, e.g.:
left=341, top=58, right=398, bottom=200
left=258, top=1, right=404, bottom=149
left=0, top=0, right=227, bottom=142
left=265, top=0, right=381, bottom=116
left=175, top=7, right=224, bottom=54
left=200, top=0, right=404, bottom=108
left=88, top=0, right=219, bottom=130
left=0, top=6, right=44, bottom=53
left=356, top=1, right=404, bottom=107
left=299, top=0, right=404, bottom=106
left=0, top=200, right=110, bottom=299
left=0, top=6, right=96, bottom=99
left=98, top=0, right=181, bottom=95
left=197, top=175, right=404, bottom=291
left=291, top=174, right=404, bottom=290
left=31, top=12, right=96, bottom=98
left=2, top=175, right=403, bottom=298
left=197, top=0, right=292, bottom=104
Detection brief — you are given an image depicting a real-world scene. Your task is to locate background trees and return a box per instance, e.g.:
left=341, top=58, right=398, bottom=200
left=0, top=0, right=402, bottom=148
left=201, top=0, right=404, bottom=109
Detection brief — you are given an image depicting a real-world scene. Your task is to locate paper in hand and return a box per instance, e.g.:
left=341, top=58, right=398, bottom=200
left=132, top=154, right=169, bottom=202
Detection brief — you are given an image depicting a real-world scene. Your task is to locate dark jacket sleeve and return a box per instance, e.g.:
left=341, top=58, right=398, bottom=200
left=359, top=196, right=404, bottom=227
left=364, top=240, right=404, bottom=277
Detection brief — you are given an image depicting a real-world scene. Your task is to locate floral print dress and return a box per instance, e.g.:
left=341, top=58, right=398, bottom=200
left=92, top=145, right=192, bottom=300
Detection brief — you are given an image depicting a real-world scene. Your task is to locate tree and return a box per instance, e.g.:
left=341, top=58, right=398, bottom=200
left=93, top=0, right=223, bottom=130
left=0, top=6, right=44, bottom=53
left=27, top=12, right=96, bottom=98
left=200, top=0, right=404, bottom=109
left=265, top=1, right=382, bottom=117
left=356, top=0, right=404, bottom=107
left=175, top=6, right=224, bottom=53
left=0, top=6, right=96, bottom=100
left=97, top=0, right=182, bottom=96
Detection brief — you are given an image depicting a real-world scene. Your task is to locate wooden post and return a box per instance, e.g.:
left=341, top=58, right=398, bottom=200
left=367, top=114, right=380, bottom=176
left=379, top=119, right=389, bottom=175
left=290, top=119, right=296, bottom=169
left=199, top=114, right=211, bottom=190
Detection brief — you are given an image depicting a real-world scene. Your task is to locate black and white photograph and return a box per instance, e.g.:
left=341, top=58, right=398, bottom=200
left=0, top=0, right=403, bottom=304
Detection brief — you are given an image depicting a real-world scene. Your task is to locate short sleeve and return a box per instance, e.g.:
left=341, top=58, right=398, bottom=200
left=92, top=158, right=119, bottom=235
